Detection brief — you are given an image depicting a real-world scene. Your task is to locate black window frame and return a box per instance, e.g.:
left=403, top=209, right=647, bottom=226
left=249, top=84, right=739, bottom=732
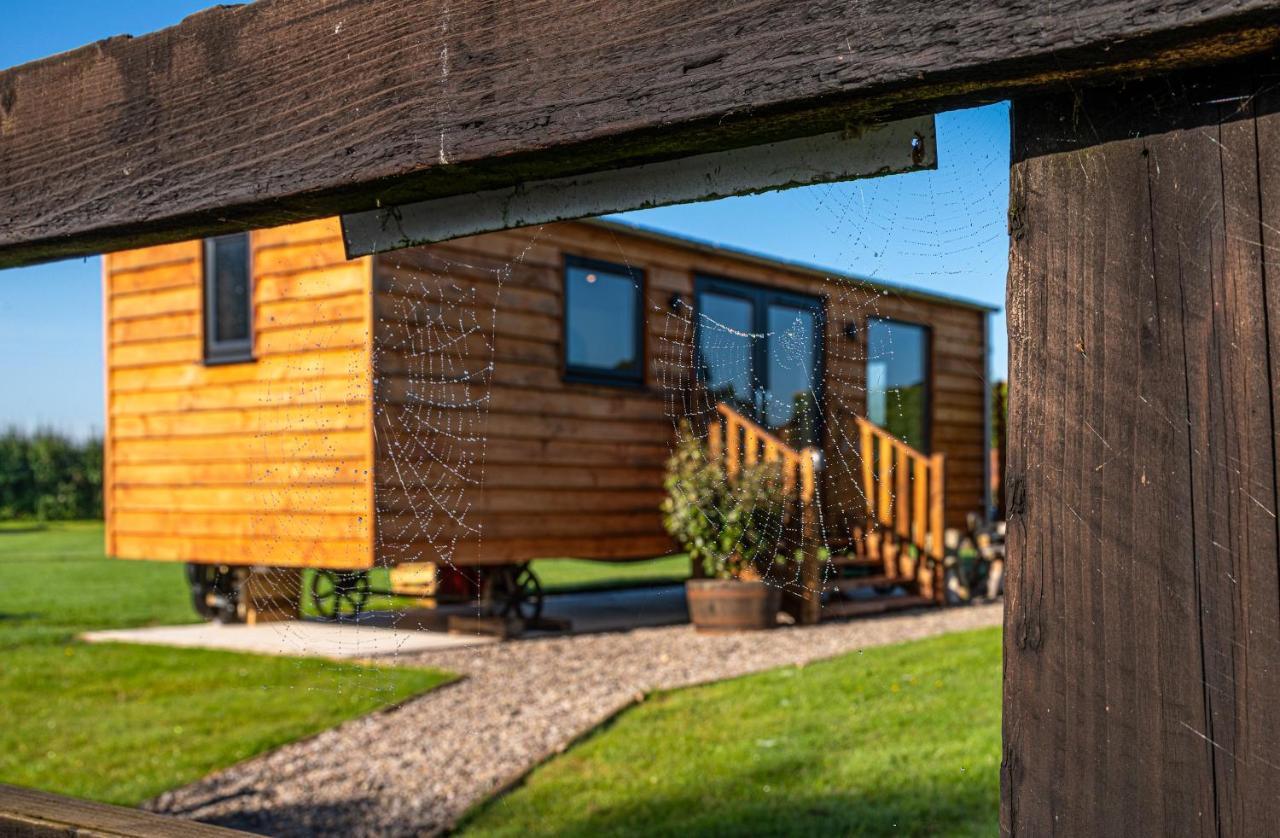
left=865, top=315, right=933, bottom=453
left=693, top=273, right=827, bottom=445
left=562, top=254, right=646, bottom=388
left=202, top=232, right=255, bottom=366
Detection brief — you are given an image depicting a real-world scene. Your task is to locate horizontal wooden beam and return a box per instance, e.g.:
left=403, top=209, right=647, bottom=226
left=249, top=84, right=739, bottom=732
left=0, top=782, right=250, bottom=836
left=3, top=0, right=1280, bottom=268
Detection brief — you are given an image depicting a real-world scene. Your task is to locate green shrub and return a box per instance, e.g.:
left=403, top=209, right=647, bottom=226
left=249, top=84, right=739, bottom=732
left=660, top=421, right=788, bottom=579
left=0, top=429, right=102, bottom=521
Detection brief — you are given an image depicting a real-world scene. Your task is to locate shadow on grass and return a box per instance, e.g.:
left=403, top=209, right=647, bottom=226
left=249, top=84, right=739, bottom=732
left=190, top=795, right=415, bottom=837
left=189, top=774, right=993, bottom=838
left=465, top=768, right=996, bottom=838
left=0, top=523, right=50, bottom=535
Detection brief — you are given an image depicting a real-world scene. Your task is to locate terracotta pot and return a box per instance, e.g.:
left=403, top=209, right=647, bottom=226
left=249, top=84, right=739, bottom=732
left=686, top=579, right=781, bottom=633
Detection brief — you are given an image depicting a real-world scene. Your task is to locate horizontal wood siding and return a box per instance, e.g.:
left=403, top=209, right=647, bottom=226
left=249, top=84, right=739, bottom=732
left=104, top=218, right=375, bottom=569
left=373, top=221, right=988, bottom=566
left=371, top=236, right=674, bottom=566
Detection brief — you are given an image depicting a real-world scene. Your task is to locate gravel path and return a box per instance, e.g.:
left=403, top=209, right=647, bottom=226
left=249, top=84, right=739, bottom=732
left=148, top=602, right=1002, bottom=837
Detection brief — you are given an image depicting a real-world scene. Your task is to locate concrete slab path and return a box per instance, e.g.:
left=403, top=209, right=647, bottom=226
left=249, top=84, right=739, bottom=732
left=81, top=620, right=496, bottom=658
left=81, top=585, right=691, bottom=659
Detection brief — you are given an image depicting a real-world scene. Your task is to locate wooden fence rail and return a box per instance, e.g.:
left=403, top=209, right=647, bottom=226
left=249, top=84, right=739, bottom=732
left=709, top=403, right=818, bottom=504
left=855, top=416, right=945, bottom=563
left=708, top=403, right=822, bottom=623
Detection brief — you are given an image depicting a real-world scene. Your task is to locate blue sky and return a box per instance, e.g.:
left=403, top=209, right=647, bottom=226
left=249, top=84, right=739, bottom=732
left=0, top=4, right=1009, bottom=439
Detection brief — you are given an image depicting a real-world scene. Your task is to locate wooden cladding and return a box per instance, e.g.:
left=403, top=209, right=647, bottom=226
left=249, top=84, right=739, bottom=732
left=103, top=218, right=376, bottom=569
left=106, top=216, right=988, bottom=570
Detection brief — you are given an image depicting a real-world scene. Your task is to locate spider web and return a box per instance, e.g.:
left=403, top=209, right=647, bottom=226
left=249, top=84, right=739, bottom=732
left=237, top=104, right=1007, bottom=648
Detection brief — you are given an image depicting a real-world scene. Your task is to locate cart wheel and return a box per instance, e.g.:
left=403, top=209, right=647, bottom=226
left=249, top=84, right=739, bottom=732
left=310, top=570, right=372, bottom=620
left=484, top=564, right=544, bottom=623
left=185, top=563, right=246, bottom=623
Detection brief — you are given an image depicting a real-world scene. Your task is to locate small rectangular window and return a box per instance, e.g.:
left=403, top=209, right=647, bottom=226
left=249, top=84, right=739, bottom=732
left=563, top=255, right=644, bottom=386
left=203, top=233, right=254, bottom=364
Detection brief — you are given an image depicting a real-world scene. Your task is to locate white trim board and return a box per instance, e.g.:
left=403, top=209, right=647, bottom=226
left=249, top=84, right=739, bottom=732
left=341, top=116, right=936, bottom=257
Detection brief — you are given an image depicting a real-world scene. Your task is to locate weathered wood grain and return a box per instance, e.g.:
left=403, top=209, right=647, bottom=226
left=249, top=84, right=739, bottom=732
left=1003, top=60, right=1280, bottom=835
left=0, top=782, right=250, bottom=837
left=4, top=0, right=1280, bottom=267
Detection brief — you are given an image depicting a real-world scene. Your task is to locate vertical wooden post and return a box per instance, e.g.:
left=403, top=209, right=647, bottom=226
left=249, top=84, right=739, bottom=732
left=877, top=435, right=893, bottom=527
left=859, top=419, right=876, bottom=525
left=798, top=452, right=821, bottom=626
left=894, top=444, right=910, bottom=539
left=912, top=457, right=927, bottom=547
left=1003, top=64, right=1280, bottom=836
left=928, top=454, right=945, bottom=561
left=725, top=415, right=739, bottom=477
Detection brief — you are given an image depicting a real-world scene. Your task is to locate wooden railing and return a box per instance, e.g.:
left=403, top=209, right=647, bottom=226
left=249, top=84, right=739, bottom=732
left=708, top=403, right=823, bottom=623
left=708, top=403, right=819, bottom=505
left=703, top=406, right=948, bottom=617
left=855, top=416, right=946, bottom=563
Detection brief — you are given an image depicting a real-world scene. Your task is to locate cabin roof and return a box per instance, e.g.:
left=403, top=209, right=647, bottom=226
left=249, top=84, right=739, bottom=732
left=582, top=218, right=1001, bottom=314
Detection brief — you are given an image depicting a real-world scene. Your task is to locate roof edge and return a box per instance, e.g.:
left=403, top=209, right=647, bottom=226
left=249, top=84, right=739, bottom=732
left=582, top=217, right=1001, bottom=314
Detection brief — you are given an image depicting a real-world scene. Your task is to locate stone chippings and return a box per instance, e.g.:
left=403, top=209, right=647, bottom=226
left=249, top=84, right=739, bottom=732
left=148, top=603, right=1002, bottom=837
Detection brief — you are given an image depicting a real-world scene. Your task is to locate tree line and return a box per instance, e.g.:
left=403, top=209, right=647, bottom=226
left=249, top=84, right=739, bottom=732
left=0, top=429, right=103, bottom=520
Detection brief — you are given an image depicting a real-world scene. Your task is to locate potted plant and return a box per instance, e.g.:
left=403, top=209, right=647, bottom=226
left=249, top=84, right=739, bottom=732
left=661, top=422, right=788, bottom=632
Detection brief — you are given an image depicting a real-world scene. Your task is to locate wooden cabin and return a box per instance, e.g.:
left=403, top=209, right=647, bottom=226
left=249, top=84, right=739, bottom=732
left=102, top=216, right=993, bottom=615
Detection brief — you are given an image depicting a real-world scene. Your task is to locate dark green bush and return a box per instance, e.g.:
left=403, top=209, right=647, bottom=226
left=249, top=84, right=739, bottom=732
left=0, top=429, right=103, bottom=521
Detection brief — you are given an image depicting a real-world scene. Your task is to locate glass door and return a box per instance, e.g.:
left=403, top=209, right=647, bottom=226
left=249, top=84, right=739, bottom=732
left=866, top=317, right=931, bottom=451
left=695, top=276, right=824, bottom=447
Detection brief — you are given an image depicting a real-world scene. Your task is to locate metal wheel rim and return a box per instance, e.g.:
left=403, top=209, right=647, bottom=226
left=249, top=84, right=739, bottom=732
left=495, top=564, right=544, bottom=622
left=311, top=570, right=371, bottom=620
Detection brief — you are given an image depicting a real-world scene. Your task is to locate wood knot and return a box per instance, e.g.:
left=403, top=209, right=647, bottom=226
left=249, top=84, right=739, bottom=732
left=1008, top=193, right=1026, bottom=241
left=682, top=52, right=725, bottom=74
left=1007, top=475, right=1027, bottom=518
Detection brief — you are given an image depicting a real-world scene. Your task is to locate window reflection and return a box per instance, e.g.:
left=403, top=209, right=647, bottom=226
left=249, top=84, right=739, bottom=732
left=765, top=304, right=819, bottom=446
left=696, top=279, right=823, bottom=447
left=564, top=259, right=642, bottom=384
left=697, top=292, right=755, bottom=414
left=866, top=318, right=930, bottom=450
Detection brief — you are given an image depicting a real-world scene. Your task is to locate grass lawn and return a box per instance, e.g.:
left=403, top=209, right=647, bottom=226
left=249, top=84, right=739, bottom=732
left=461, top=627, right=1001, bottom=838
left=532, top=554, right=689, bottom=593
left=0, top=521, right=453, bottom=806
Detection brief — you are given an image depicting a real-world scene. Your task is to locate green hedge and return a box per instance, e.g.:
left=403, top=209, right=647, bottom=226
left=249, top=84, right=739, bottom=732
left=0, top=430, right=102, bottom=521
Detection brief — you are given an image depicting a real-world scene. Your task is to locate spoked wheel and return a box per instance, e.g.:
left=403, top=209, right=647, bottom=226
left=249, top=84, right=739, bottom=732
left=310, top=570, right=372, bottom=620
left=185, top=564, right=248, bottom=623
left=483, top=563, right=544, bottom=623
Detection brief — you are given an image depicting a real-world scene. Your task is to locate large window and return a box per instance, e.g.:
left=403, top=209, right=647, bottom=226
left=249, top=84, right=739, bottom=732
left=695, top=276, right=824, bottom=447
left=866, top=317, right=930, bottom=451
left=203, top=233, right=254, bottom=365
left=563, top=255, right=644, bottom=386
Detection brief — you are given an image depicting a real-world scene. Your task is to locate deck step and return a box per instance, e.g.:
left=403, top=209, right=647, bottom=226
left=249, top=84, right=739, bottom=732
left=820, top=594, right=936, bottom=619
left=827, top=555, right=883, bottom=569
left=829, top=574, right=901, bottom=593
